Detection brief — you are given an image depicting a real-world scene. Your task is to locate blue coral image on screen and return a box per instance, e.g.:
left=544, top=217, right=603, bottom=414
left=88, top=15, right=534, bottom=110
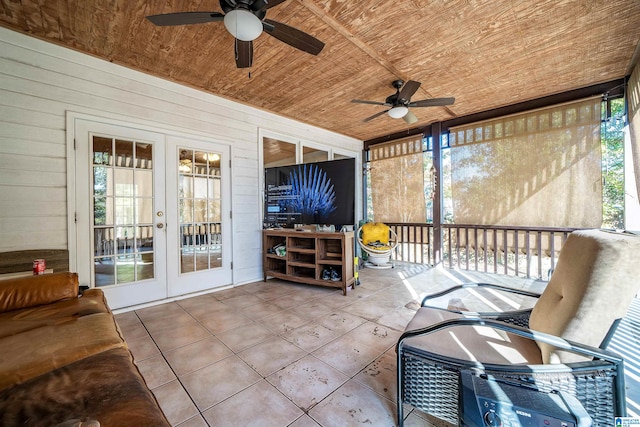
left=283, top=163, right=336, bottom=217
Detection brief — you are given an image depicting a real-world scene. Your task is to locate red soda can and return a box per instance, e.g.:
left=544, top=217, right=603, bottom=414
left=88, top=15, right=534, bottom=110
left=33, top=259, right=46, bottom=275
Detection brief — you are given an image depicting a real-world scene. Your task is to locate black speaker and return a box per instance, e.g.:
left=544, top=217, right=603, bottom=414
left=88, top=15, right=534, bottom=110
left=458, top=370, right=592, bottom=427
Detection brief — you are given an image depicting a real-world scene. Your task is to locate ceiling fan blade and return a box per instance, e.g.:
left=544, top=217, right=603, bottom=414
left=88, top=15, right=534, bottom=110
left=263, top=19, right=324, bottom=55
left=265, top=0, right=288, bottom=8
left=251, top=0, right=269, bottom=11
left=252, top=0, right=288, bottom=11
left=398, top=80, right=421, bottom=101
left=351, top=99, right=391, bottom=107
left=408, top=97, right=456, bottom=108
left=235, top=40, right=253, bottom=68
left=146, top=12, right=224, bottom=26
left=363, top=110, right=389, bottom=123
left=403, top=110, right=418, bottom=125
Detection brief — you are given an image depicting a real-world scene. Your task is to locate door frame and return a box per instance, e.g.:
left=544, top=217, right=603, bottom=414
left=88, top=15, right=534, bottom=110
left=66, top=111, right=234, bottom=304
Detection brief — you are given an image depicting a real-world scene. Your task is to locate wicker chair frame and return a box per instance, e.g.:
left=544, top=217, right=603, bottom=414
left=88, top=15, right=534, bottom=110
left=420, top=282, right=541, bottom=327
left=397, top=316, right=626, bottom=427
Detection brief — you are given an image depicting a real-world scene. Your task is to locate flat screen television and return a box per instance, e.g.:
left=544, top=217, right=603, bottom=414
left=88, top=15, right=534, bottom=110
left=264, top=158, right=355, bottom=229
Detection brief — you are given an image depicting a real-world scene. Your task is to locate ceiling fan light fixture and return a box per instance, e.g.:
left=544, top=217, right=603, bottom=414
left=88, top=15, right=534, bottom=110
left=224, top=9, right=263, bottom=41
left=203, top=153, right=220, bottom=162
left=388, top=106, right=409, bottom=119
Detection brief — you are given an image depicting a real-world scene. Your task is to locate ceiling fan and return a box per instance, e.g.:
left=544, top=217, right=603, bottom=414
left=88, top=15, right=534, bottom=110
left=146, top=0, right=324, bottom=69
left=352, top=80, right=455, bottom=125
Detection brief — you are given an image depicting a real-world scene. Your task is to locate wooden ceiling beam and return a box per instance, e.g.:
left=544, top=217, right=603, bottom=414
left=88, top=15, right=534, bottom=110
left=299, top=0, right=455, bottom=117
left=300, top=0, right=404, bottom=79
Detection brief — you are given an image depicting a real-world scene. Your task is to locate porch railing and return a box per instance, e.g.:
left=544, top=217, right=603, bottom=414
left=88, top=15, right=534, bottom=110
left=384, top=223, right=581, bottom=280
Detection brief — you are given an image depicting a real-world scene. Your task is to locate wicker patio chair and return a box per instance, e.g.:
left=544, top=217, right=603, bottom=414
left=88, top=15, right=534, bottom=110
left=397, top=229, right=640, bottom=426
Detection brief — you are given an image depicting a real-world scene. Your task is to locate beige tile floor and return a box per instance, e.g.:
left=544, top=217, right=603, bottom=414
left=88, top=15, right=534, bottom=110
left=114, top=263, right=548, bottom=427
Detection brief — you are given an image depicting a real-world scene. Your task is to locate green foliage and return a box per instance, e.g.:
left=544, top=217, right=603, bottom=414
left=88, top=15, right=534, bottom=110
left=601, top=98, right=625, bottom=229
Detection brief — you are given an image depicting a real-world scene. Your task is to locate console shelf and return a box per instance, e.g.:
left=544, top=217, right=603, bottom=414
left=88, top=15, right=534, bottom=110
left=263, top=230, right=355, bottom=295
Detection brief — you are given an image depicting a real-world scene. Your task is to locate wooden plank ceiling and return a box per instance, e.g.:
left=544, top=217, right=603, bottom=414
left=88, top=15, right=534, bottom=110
left=1, top=0, right=639, bottom=141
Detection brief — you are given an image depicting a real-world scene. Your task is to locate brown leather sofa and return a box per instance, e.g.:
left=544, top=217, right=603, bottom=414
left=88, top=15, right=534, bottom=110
left=0, top=272, right=170, bottom=427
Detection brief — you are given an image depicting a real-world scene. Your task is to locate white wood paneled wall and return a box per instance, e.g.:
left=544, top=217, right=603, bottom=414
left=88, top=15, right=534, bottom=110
left=0, top=27, right=362, bottom=285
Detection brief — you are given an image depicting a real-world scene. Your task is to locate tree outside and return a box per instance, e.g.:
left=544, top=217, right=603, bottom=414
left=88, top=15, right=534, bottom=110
left=601, top=97, right=625, bottom=229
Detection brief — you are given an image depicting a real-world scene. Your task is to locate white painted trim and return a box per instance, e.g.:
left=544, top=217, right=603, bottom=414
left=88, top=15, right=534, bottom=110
left=625, top=126, right=640, bottom=231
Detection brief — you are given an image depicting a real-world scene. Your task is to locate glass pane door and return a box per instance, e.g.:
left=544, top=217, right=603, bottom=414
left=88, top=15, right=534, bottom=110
left=74, top=118, right=167, bottom=310
left=92, top=136, right=156, bottom=286
left=166, top=136, right=231, bottom=297
left=178, top=149, right=223, bottom=274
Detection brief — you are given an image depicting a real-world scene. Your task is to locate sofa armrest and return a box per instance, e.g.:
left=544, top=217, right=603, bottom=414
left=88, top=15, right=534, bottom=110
left=0, top=272, right=79, bottom=313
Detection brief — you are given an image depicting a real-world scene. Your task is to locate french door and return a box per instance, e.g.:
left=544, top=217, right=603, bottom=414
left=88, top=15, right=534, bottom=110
left=165, top=135, right=232, bottom=297
left=74, top=119, right=231, bottom=309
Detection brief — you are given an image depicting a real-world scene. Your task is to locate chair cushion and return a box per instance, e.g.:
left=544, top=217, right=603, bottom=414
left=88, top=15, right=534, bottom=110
left=361, top=222, right=390, bottom=245
left=529, top=229, right=640, bottom=363
left=403, top=308, right=544, bottom=365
